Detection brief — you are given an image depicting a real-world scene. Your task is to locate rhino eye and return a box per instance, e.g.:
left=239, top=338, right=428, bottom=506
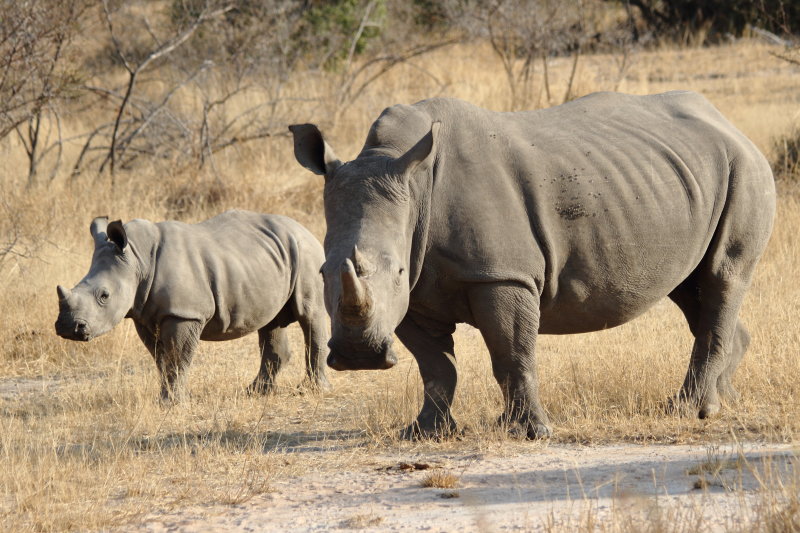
left=98, top=289, right=110, bottom=304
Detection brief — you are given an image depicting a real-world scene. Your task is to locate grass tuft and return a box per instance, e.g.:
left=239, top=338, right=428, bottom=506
left=339, top=513, right=384, bottom=528
left=421, top=470, right=460, bottom=489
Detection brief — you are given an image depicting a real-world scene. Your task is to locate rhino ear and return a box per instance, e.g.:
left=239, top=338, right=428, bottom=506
left=90, top=216, right=109, bottom=247
left=289, top=123, right=342, bottom=178
left=391, top=122, right=440, bottom=177
left=106, top=220, right=127, bottom=252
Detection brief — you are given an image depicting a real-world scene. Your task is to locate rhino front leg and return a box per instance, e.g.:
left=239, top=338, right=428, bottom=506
left=395, top=314, right=458, bottom=440
left=297, top=310, right=331, bottom=391
left=249, top=326, right=292, bottom=395
left=134, top=319, right=199, bottom=403
left=155, top=318, right=201, bottom=403
left=134, top=321, right=159, bottom=363
left=468, top=282, right=551, bottom=439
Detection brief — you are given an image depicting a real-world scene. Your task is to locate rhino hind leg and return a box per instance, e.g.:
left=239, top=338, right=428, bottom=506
left=668, top=274, right=751, bottom=418
left=468, top=282, right=551, bottom=440
left=249, top=326, right=292, bottom=395
left=716, top=321, right=750, bottom=402
left=395, top=314, right=458, bottom=440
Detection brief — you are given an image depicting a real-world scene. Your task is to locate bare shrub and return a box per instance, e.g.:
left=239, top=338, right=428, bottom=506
left=0, top=0, right=86, bottom=140
left=76, top=0, right=233, bottom=181
left=168, top=1, right=312, bottom=170
left=435, top=0, right=634, bottom=110
left=0, top=0, right=89, bottom=185
left=0, top=194, right=41, bottom=273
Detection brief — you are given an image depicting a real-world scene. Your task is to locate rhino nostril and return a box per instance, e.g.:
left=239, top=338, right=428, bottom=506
left=75, top=321, right=87, bottom=334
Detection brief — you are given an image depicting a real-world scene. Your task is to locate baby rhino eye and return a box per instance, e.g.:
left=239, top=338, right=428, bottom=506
left=99, top=289, right=110, bottom=303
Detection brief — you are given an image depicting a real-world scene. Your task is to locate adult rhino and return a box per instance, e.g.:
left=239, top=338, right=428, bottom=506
left=55, top=210, right=330, bottom=401
left=290, top=91, right=775, bottom=439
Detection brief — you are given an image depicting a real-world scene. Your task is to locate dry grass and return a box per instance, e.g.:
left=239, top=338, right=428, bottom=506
left=338, top=513, right=384, bottom=528
left=1, top=38, right=799, bottom=531
left=686, top=445, right=747, bottom=477
left=421, top=470, right=460, bottom=489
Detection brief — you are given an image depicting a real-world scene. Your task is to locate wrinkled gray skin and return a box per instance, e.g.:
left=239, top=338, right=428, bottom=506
left=290, top=91, right=775, bottom=439
left=55, top=210, right=330, bottom=401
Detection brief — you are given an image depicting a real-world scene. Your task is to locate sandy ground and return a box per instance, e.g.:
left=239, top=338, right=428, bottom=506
left=130, top=442, right=796, bottom=532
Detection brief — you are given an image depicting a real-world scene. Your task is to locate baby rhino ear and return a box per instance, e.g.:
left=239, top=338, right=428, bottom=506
left=106, top=220, right=127, bottom=252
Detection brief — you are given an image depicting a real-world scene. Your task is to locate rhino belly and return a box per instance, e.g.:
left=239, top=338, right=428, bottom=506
left=200, top=290, right=292, bottom=341
left=538, top=285, right=670, bottom=334
left=537, top=241, right=696, bottom=334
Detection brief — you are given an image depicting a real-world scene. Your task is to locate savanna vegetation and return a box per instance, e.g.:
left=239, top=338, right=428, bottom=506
left=1, top=0, right=799, bottom=530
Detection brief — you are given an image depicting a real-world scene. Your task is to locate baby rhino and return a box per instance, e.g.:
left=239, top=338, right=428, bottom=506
left=55, top=210, right=330, bottom=401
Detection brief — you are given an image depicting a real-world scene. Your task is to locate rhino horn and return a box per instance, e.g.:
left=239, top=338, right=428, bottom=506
left=57, top=285, right=71, bottom=302
left=350, top=245, right=374, bottom=276
left=340, top=258, right=370, bottom=313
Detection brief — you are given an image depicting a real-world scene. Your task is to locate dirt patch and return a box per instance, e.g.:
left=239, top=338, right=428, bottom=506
left=129, top=443, right=796, bottom=532
left=0, top=377, right=62, bottom=401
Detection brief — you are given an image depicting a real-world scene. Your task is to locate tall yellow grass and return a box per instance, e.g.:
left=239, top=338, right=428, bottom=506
left=1, top=39, right=798, bottom=531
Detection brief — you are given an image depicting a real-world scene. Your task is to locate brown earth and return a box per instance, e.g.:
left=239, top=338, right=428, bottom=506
left=130, top=442, right=797, bottom=532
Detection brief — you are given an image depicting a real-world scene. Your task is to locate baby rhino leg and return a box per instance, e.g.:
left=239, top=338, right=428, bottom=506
left=249, top=326, right=292, bottom=395
left=137, top=318, right=201, bottom=404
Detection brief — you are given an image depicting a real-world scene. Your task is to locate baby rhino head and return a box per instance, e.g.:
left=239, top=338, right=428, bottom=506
left=55, top=217, right=137, bottom=342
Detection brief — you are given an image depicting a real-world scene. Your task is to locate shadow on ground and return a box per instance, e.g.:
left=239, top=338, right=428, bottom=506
left=131, top=428, right=369, bottom=454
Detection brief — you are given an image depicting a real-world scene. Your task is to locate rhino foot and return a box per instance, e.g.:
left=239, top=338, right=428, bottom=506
left=247, top=378, right=276, bottom=396
left=305, top=375, right=333, bottom=392
left=159, top=388, right=189, bottom=406
left=291, top=376, right=332, bottom=396
left=664, top=395, right=699, bottom=417
left=498, top=414, right=552, bottom=440
left=664, top=395, right=721, bottom=420
left=698, top=401, right=720, bottom=420
left=515, top=422, right=552, bottom=440
left=664, top=396, right=687, bottom=416
left=400, top=416, right=458, bottom=441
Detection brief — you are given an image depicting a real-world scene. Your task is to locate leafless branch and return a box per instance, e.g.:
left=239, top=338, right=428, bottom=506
left=98, top=0, right=233, bottom=180
left=334, top=39, right=459, bottom=121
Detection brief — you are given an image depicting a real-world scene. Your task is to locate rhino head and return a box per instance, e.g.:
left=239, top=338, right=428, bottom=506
left=290, top=121, right=439, bottom=371
left=55, top=217, right=137, bottom=341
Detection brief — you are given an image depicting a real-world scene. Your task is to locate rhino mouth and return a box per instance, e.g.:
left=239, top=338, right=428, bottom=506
left=327, top=339, right=397, bottom=371
left=54, top=318, right=92, bottom=342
